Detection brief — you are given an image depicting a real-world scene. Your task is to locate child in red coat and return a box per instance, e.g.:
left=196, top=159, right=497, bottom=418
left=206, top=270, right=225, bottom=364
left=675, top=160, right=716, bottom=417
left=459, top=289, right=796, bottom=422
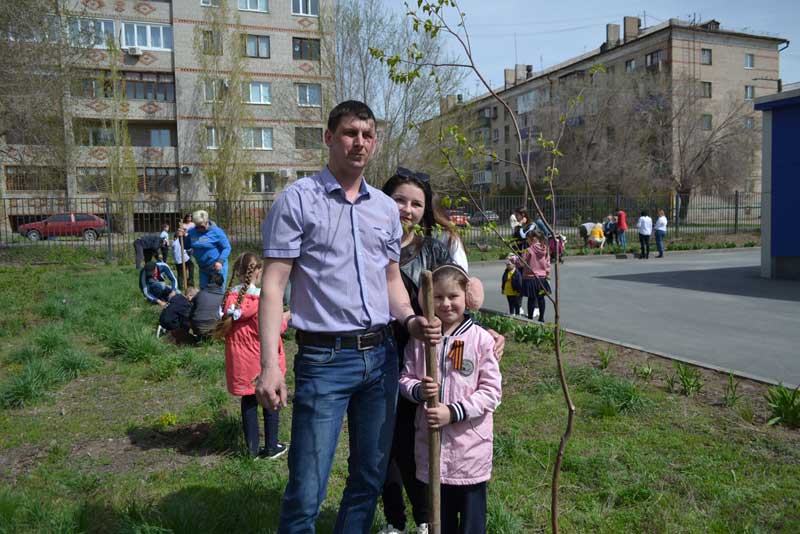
left=215, top=252, right=288, bottom=459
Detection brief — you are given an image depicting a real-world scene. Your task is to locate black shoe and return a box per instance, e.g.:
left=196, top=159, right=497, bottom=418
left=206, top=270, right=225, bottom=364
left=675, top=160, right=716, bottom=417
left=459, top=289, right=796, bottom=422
left=257, top=443, right=288, bottom=460
left=656, top=254, right=663, bottom=258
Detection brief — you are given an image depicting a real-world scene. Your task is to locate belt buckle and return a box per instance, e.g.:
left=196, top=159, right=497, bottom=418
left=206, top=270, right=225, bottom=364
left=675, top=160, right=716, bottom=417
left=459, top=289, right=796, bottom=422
left=356, top=333, right=369, bottom=351
left=357, top=331, right=380, bottom=351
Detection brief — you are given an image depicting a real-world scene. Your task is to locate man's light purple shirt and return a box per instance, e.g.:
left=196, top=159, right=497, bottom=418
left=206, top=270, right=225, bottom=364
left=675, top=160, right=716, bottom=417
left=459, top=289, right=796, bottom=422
left=261, top=167, right=402, bottom=333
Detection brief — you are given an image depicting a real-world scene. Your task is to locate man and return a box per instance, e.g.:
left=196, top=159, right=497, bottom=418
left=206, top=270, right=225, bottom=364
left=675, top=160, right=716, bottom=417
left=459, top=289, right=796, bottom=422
left=256, top=101, right=441, bottom=534
left=133, top=233, right=169, bottom=270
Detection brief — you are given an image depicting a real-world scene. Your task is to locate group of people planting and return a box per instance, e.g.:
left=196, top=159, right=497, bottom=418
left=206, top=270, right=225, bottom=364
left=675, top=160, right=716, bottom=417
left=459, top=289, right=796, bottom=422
left=138, top=100, right=549, bottom=534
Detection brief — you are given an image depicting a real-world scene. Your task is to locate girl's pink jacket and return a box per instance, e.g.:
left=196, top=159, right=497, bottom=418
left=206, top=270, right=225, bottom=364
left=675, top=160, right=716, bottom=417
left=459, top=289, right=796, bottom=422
left=223, top=289, right=287, bottom=396
left=522, top=242, right=550, bottom=279
left=400, top=317, right=501, bottom=485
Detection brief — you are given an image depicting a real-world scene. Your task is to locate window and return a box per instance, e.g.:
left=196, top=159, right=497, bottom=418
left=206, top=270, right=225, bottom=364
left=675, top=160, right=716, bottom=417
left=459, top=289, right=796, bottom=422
left=492, top=128, right=498, bottom=142
left=204, top=78, right=228, bottom=102
left=149, top=129, right=172, bottom=147
left=296, top=83, right=321, bottom=107
left=124, top=72, right=175, bottom=101
left=5, top=166, right=67, bottom=191
left=244, top=81, right=271, bottom=104
left=239, top=0, right=268, bottom=12
left=69, top=18, right=114, bottom=48
left=292, top=0, right=319, bottom=16
left=292, top=37, right=320, bottom=60
left=701, top=114, right=712, bottom=131
left=122, top=22, right=173, bottom=50
left=78, top=125, right=115, bottom=146
left=201, top=0, right=220, bottom=5
left=503, top=125, right=509, bottom=142
left=77, top=167, right=109, bottom=193
left=744, top=116, right=755, bottom=129
left=504, top=147, right=510, bottom=165
left=645, top=50, right=664, bottom=67
left=206, top=126, right=222, bottom=149
left=701, top=81, right=712, bottom=98
left=138, top=167, right=177, bottom=193
left=745, top=85, right=755, bottom=100
left=296, top=170, right=316, bottom=179
left=625, top=59, right=636, bottom=72
left=75, top=72, right=115, bottom=98
left=202, top=30, right=223, bottom=55
left=251, top=171, right=276, bottom=193
left=701, top=48, right=712, bottom=65
left=295, top=127, right=322, bottom=149
left=745, top=53, right=755, bottom=69
left=243, top=127, right=273, bottom=150
left=244, top=34, right=270, bottom=58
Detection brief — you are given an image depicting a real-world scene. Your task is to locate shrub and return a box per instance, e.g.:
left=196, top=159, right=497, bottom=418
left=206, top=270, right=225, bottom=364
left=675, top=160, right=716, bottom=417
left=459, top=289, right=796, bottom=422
left=765, top=384, right=800, bottom=428
left=5, top=347, right=42, bottom=365
left=722, top=373, right=742, bottom=408
left=33, top=324, right=69, bottom=357
left=105, top=326, right=164, bottom=363
left=674, top=362, right=703, bottom=396
left=0, top=361, right=64, bottom=409
left=597, top=347, right=615, bottom=370
left=473, top=311, right=517, bottom=335
left=633, top=363, right=655, bottom=382
left=513, top=322, right=548, bottom=345
left=54, top=349, right=101, bottom=380
left=743, top=241, right=757, bottom=247
left=147, top=354, right=181, bottom=382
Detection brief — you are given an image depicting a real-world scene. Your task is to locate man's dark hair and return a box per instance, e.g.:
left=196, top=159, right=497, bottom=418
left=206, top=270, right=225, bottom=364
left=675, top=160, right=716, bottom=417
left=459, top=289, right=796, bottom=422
left=207, top=272, right=224, bottom=287
left=327, top=100, right=375, bottom=132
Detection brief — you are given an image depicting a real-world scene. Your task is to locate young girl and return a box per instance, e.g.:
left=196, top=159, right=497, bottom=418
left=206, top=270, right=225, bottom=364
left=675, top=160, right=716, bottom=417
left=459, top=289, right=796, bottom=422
left=215, top=252, right=288, bottom=459
left=521, top=230, right=551, bottom=322
left=400, top=264, right=502, bottom=534
left=500, top=254, right=522, bottom=316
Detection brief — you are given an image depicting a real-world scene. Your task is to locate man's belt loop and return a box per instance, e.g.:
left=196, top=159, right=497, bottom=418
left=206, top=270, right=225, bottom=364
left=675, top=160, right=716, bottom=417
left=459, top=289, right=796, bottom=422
left=335, top=336, right=341, bottom=352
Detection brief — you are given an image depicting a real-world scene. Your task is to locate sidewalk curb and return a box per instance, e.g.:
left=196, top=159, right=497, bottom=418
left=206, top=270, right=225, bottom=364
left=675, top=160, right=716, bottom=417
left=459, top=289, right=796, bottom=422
left=473, top=246, right=761, bottom=265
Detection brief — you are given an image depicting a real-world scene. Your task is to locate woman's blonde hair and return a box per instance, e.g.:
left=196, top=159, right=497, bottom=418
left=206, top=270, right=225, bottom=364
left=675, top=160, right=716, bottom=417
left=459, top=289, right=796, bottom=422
left=212, top=252, right=262, bottom=340
left=192, top=209, right=209, bottom=225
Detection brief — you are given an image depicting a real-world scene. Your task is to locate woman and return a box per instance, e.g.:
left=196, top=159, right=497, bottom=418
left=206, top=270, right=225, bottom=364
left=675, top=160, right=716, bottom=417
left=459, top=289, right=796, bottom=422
left=654, top=208, right=668, bottom=258
left=379, top=167, right=505, bottom=534
left=512, top=209, right=535, bottom=251
left=187, top=209, right=231, bottom=288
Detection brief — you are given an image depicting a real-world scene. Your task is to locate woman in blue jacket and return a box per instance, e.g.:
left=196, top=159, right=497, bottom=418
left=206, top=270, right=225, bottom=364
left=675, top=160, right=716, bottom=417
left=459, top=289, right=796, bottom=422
left=188, top=209, right=231, bottom=289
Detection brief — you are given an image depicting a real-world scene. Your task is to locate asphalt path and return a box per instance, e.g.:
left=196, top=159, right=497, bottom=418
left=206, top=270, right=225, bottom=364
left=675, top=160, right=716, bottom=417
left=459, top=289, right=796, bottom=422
left=470, top=249, right=800, bottom=388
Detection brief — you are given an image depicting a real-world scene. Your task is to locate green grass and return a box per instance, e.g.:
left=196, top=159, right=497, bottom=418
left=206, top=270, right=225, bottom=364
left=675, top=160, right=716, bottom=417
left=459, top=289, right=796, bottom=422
left=0, top=264, right=799, bottom=533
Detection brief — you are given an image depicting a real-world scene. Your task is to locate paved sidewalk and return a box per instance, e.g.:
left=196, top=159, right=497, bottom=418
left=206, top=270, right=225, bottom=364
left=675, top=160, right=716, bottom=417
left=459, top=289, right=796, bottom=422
left=471, top=249, right=800, bottom=388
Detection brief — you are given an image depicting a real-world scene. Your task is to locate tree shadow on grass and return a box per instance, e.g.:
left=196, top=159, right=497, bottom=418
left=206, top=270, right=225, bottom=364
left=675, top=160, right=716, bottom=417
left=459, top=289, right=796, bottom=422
left=126, top=421, right=220, bottom=457
left=77, top=485, right=341, bottom=533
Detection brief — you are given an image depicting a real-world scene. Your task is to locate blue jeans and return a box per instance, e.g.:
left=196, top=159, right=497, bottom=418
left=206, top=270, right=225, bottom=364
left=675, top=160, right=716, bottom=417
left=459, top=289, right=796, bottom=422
left=278, top=336, right=398, bottom=534
left=617, top=230, right=627, bottom=250
left=655, top=229, right=666, bottom=256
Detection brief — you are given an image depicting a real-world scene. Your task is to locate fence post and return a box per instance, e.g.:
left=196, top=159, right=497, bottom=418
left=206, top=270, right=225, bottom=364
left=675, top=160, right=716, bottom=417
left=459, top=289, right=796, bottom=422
left=674, top=193, right=680, bottom=237
left=734, top=190, right=739, bottom=234
left=105, top=197, right=112, bottom=263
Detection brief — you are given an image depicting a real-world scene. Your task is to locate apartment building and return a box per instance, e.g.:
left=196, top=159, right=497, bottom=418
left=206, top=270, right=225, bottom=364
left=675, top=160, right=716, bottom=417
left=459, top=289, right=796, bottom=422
left=1, top=0, right=332, bottom=204
left=435, top=17, right=788, bottom=195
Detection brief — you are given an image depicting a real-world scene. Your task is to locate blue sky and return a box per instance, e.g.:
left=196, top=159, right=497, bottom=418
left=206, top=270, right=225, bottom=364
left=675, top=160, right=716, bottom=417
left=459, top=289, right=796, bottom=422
left=389, top=0, right=800, bottom=95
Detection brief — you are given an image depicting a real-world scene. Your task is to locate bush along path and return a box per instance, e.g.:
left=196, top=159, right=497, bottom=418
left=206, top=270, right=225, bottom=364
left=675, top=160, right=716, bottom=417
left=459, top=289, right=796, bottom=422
left=1, top=265, right=799, bottom=533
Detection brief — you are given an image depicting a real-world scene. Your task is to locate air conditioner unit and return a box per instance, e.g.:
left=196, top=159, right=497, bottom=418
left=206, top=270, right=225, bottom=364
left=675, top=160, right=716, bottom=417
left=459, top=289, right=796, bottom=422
left=126, top=46, right=143, bottom=56
left=180, top=166, right=191, bottom=175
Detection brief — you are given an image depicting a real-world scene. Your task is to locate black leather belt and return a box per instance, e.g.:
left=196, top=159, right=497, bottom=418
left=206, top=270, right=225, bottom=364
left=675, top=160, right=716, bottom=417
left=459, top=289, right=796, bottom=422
left=296, top=326, right=391, bottom=351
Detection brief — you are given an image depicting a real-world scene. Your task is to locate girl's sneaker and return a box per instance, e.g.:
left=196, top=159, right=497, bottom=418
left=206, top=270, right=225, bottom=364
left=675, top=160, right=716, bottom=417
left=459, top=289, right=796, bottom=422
left=377, top=525, right=404, bottom=534
left=257, top=442, right=288, bottom=460
left=416, top=524, right=429, bottom=534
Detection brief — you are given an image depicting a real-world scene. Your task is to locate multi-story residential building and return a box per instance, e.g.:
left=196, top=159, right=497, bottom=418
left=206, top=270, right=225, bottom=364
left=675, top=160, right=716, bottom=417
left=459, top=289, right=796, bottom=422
left=431, top=16, right=788, bottom=195
left=1, top=0, right=333, bottom=206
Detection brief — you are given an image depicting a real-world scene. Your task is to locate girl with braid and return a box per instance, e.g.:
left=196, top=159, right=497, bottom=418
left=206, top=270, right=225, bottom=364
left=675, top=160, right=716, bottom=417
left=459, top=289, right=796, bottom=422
left=215, top=252, right=288, bottom=459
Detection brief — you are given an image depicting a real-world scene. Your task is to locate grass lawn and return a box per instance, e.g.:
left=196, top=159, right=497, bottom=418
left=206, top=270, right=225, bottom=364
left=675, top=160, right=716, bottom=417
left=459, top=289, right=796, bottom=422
left=1, top=263, right=798, bottom=533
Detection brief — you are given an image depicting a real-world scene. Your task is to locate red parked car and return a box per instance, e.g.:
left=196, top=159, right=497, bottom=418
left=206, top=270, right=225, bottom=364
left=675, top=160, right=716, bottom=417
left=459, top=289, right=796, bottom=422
left=18, top=213, right=107, bottom=241
left=446, top=210, right=469, bottom=227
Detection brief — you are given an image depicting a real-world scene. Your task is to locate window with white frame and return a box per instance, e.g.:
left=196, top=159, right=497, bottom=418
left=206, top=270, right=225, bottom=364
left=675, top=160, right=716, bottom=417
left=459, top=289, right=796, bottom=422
left=292, top=0, right=319, bottom=16
left=745, top=53, right=755, bottom=69
left=122, top=22, right=173, bottom=50
left=625, top=59, right=636, bottom=72
left=701, top=81, right=712, bottom=98
left=244, top=81, right=271, bottom=104
left=202, top=30, right=222, bottom=55
left=68, top=18, right=114, bottom=48
left=206, top=126, right=222, bottom=149
left=701, top=114, right=712, bottom=131
left=201, top=0, right=220, bottom=5
left=243, top=127, right=273, bottom=150
left=203, top=78, right=227, bottom=102
left=701, top=48, right=712, bottom=65
left=250, top=171, right=276, bottom=193
left=296, top=83, right=321, bottom=107
left=292, top=37, right=320, bottom=60
left=745, top=85, right=755, bottom=100
left=239, top=0, right=268, bottom=12
left=243, top=34, right=270, bottom=58
left=645, top=50, right=664, bottom=67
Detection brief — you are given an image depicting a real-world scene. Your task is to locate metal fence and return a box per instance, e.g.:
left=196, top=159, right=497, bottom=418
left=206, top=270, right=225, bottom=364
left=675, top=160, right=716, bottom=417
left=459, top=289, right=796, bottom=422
left=0, top=191, right=760, bottom=263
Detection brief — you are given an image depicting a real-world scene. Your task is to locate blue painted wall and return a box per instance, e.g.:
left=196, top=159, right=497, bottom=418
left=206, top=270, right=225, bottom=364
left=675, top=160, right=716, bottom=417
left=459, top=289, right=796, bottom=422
left=771, top=104, right=800, bottom=257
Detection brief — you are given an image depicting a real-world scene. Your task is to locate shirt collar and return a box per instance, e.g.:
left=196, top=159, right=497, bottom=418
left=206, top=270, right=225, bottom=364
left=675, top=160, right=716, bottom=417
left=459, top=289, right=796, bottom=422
left=320, top=166, right=370, bottom=200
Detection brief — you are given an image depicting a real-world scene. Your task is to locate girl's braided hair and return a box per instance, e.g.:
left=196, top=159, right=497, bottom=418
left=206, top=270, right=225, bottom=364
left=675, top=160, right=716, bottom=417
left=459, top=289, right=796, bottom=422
left=212, top=252, right=262, bottom=340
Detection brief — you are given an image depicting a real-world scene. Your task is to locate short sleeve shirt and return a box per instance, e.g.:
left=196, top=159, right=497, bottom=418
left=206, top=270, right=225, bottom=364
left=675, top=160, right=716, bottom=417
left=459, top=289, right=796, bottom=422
left=261, top=167, right=403, bottom=333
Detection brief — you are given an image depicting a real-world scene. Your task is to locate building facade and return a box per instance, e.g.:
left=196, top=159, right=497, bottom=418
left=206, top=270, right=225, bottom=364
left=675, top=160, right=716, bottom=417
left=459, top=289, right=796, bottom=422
left=1, top=0, right=333, bottom=205
left=433, top=16, right=787, bottom=196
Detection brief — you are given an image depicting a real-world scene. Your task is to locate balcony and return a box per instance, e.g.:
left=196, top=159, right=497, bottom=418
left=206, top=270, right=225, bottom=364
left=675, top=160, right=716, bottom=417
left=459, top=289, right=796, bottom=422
left=473, top=170, right=492, bottom=186
left=74, top=146, right=178, bottom=167
left=69, top=98, right=176, bottom=121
